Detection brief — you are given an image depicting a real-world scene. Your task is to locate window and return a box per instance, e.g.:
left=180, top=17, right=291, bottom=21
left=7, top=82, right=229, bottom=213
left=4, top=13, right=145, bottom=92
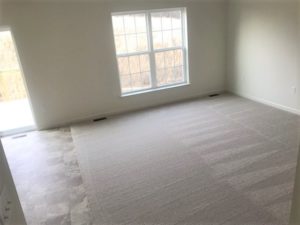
left=112, top=8, right=189, bottom=95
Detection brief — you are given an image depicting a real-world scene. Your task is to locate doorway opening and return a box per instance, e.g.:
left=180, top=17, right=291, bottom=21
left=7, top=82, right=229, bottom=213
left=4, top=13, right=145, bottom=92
left=0, top=29, right=35, bottom=136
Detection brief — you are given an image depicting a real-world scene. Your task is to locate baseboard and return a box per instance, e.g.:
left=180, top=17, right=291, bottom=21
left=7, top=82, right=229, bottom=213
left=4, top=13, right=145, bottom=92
left=100, top=90, right=227, bottom=119
left=229, top=91, right=300, bottom=116
left=42, top=89, right=226, bottom=130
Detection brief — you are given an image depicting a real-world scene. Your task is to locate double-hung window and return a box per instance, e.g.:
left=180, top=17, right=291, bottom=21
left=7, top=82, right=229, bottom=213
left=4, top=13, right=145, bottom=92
left=112, top=8, right=189, bottom=95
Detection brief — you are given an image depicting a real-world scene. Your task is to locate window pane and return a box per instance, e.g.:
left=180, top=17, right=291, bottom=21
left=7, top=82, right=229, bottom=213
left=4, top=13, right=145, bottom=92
left=155, top=49, right=185, bottom=87
left=112, top=13, right=148, bottom=54
left=166, top=68, right=174, bottom=83
left=151, top=10, right=183, bottom=49
left=129, top=55, right=140, bottom=74
left=138, top=73, right=151, bottom=89
left=139, top=54, right=150, bottom=72
left=161, top=12, right=172, bottom=30
left=163, top=31, right=175, bottom=48
left=141, top=72, right=151, bottom=87
left=120, top=75, right=131, bottom=93
left=172, top=29, right=182, bottom=47
left=126, top=35, right=138, bottom=53
left=155, top=52, right=165, bottom=69
left=155, top=50, right=172, bottom=69
left=174, top=66, right=184, bottom=82
left=156, top=68, right=177, bottom=87
left=130, top=72, right=151, bottom=92
left=118, top=54, right=150, bottom=75
left=155, top=49, right=183, bottom=68
left=131, top=73, right=140, bottom=90
left=163, top=30, right=172, bottom=48
left=156, top=69, right=166, bottom=86
left=171, top=11, right=182, bottom=29
left=164, top=51, right=174, bottom=68
left=118, top=54, right=151, bottom=93
left=135, top=14, right=147, bottom=33
left=174, top=49, right=183, bottom=66
left=114, top=35, right=127, bottom=54
left=137, top=33, right=148, bottom=51
left=153, top=31, right=163, bottom=49
left=124, top=15, right=136, bottom=34
left=117, top=57, right=130, bottom=75
left=151, top=13, right=162, bottom=31
left=112, top=16, right=125, bottom=35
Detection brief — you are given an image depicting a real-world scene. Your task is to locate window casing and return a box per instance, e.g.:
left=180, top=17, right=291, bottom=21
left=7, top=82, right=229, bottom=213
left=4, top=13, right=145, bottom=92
left=112, top=8, right=189, bottom=95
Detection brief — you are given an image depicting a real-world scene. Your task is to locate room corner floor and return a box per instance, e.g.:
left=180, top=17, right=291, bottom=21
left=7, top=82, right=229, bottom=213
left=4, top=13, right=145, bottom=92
left=2, top=94, right=300, bottom=225
left=2, top=128, right=91, bottom=225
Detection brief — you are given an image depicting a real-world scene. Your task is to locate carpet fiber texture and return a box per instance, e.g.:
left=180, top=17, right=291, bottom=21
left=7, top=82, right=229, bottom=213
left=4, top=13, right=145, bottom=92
left=71, top=94, right=300, bottom=225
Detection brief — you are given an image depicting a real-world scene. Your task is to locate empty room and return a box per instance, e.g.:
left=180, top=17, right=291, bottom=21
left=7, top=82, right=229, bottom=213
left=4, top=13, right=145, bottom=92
left=0, top=0, right=300, bottom=224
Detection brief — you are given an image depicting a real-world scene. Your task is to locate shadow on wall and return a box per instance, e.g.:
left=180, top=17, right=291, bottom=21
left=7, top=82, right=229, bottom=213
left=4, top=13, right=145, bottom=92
left=227, top=1, right=300, bottom=114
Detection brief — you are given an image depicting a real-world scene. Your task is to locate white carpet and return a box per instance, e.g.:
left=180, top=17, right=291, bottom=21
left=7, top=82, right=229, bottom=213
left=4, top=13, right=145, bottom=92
left=71, top=94, right=300, bottom=225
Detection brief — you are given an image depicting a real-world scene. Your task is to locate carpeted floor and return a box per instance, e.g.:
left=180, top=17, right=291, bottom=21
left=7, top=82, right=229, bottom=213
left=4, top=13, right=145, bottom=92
left=71, top=94, right=300, bottom=225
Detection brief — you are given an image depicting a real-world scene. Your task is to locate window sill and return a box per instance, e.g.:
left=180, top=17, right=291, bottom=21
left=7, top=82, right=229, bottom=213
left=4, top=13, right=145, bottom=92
left=121, top=82, right=190, bottom=97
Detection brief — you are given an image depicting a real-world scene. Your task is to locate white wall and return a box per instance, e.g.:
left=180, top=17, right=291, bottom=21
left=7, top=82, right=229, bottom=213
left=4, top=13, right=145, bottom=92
left=227, top=0, right=300, bottom=114
left=0, top=1, right=226, bottom=129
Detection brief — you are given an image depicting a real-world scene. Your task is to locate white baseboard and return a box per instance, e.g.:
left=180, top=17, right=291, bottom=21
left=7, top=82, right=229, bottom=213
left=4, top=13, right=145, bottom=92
left=229, top=91, right=300, bottom=116
left=44, top=89, right=226, bottom=130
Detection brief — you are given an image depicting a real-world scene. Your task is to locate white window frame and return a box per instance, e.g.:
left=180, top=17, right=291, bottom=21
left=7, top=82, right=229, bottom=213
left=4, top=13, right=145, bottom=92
left=112, top=8, right=189, bottom=96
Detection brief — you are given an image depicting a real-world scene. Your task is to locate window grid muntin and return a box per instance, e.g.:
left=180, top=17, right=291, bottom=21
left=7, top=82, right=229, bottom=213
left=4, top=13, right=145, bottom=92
left=151, top=10, right=183, bottom=50
left=112, top=8, right=188, bottom=95
left=117, top=54, right=151, bottom=76
left=117, top=53, right=152, bottom=93
left=113, top=13, right=149, bottom=55
left=156, top=66, right=184, bottom=87
left=155, top=49, right=184, bottom=69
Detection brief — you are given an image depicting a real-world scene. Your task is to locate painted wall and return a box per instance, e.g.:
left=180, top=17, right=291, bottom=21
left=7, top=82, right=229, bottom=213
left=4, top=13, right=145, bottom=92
left=227, top=0, right=300, bottom=114
left=0, top=1, right=226, bottom=129
left=0, top=1, right=2, bottom=24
